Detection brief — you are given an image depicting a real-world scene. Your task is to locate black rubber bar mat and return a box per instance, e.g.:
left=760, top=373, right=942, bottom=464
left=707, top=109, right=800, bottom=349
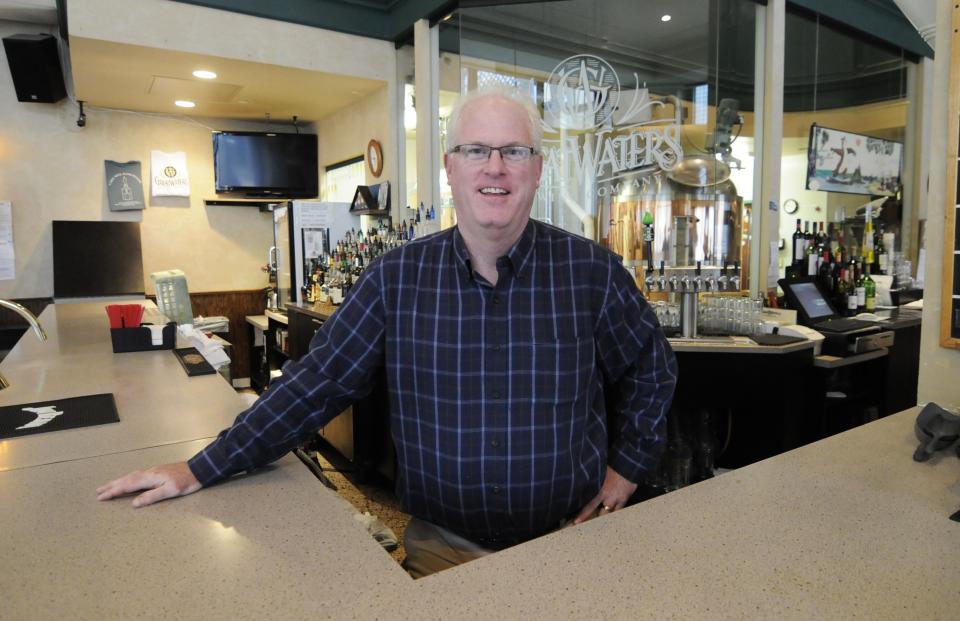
left=0, top=393, right=119, bottom=440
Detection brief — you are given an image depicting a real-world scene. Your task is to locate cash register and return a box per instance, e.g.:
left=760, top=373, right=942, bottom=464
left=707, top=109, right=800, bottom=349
left=779, top=278, right=894, bottom=356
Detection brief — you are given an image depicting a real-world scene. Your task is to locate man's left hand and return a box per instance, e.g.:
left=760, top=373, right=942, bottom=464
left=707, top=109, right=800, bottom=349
left=573, top=466, right=637, bottom=524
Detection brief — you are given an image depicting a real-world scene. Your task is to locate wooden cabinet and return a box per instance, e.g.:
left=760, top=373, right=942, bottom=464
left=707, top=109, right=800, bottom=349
left=264, top=310, right=290, bottom=390
left=285, top=304, right=394, bottom=482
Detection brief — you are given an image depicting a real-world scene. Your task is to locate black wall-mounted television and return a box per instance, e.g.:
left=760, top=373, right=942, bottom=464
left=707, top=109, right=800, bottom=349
left=213, top=131, right=318, bottom=198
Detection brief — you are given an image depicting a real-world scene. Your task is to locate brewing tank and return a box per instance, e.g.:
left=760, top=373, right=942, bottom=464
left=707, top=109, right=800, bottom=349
left=604, top=172, right=743, bottom=269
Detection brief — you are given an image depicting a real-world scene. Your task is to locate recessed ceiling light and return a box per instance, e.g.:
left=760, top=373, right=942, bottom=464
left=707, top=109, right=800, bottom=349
left=192, top=70, right=217, bottom=79
left=175, top=100, right=196, bottom=108
left=661, top=14, right=672, bottom=22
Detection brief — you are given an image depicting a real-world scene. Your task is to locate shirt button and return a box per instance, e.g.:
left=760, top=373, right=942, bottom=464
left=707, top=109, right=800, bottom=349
left=491, top=390, right=501, bottom=399
left=492, top=485, right=501, bottom=494
left=490, top=439, right=500, bottom=448
left=492, top=295, right=500, bottom=305
left=492, top=344, right=502, bottom=351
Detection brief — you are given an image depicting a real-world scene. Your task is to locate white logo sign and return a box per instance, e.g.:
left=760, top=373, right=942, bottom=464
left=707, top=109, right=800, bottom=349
left=544, top=54, right=620, bottom=132
left=540, top=54, right=684, bottom=199
left=16, top=405, right=65, bottom=430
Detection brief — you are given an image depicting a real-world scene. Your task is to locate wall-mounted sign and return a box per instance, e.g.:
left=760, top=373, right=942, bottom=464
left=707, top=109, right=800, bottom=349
left=150, top=150, right=191, bottom=198
left=540, top=54, right=684, bottom=203
left=104, top=160, right=145, bottom=211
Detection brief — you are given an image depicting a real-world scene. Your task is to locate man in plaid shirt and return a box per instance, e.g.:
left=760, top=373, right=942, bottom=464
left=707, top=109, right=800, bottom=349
left=98, top=88, right=677, bottom=577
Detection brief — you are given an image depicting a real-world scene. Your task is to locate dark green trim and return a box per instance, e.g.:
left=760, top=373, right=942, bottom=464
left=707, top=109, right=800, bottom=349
left=788, top=0, right=933, bottom=60
left=170, top=0, right=453, bottom=42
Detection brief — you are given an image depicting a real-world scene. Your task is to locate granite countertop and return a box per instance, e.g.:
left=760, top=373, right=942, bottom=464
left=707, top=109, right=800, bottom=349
left=0, top=302, right=245, bottom=472
left=1, top=303, right=956, bottom=618
left=3, top=407, right=957, bottom=617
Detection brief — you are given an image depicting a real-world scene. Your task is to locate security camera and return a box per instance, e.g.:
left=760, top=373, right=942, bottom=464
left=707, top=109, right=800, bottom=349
left=77, top=100, right=86, bottom=127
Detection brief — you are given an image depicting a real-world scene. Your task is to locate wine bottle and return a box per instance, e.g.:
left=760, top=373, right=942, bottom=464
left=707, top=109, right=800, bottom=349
left=792, top=219, right=805, bottom=266
left=818, top=248, right=834, bottom=293
left=836, top=267, right=848, bottom=312
left=863, top=264, right=876, bottom=311
left=806, top=235, right=819, bottom=276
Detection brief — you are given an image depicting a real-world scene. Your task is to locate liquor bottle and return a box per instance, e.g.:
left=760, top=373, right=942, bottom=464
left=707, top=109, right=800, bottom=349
left=834, top=229, right=846, bottom=265
left=855, top=261, right=867, bottom=313
left=863, top=264, right=876, bottom=311
left=803, top=221, right=812, bottom=255
left=875, top=223, right=887, bottom=275
left=792, top=219, right=804, bottom=266
left=863, top=208, right=875, bottom=264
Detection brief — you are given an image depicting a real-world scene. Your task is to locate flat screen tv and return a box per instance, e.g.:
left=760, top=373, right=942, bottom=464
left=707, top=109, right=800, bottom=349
left=805, top=124, right=902, bottom=197
left=213, top=131, right=318, bottom=198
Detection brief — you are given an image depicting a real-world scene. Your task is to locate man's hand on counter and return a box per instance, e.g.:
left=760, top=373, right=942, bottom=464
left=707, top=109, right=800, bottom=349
left=573, top=466, right=638, bottom=524
left=96, top=462, right=202, bottom=508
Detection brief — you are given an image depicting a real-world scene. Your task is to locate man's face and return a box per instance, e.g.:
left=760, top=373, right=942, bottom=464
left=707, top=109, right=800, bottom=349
left=444, top=96, right=543, bottom=240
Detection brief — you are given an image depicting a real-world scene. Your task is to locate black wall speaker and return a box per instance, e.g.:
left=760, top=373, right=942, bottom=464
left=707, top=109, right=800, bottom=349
left=2, top=33, right=67, bottom=103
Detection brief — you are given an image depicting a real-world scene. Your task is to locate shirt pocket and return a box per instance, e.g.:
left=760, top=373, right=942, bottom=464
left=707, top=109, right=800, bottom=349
left=527, top=337, right=594, bottom=405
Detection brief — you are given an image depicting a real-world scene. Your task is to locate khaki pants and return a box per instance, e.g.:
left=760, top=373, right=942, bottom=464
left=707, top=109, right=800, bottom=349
left=401, top=517, right=495, bottom=579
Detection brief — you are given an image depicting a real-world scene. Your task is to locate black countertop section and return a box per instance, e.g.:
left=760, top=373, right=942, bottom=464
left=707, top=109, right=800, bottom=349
left=872, top=307, right=922, bottom=329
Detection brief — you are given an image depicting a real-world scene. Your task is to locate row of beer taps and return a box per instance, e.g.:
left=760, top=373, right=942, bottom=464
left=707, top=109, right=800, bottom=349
left=643, top=261, right=741, bottom=293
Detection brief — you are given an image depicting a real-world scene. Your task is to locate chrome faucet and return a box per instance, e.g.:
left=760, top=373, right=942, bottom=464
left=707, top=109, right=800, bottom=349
left=0, top=299, right=47, bottom=390
left=644, top=270, right=656, bottom=292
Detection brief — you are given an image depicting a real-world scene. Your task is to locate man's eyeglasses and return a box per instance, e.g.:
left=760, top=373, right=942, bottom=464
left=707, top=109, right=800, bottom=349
left=449, top=144, right=538, bottom=162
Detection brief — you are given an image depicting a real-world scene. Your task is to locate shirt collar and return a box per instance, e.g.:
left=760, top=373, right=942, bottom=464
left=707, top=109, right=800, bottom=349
left=452, top=220, right=537, bottom=282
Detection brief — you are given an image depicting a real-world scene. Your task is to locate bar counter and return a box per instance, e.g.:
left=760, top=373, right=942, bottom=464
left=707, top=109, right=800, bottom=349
left=1, top=303, right=957, bottom=618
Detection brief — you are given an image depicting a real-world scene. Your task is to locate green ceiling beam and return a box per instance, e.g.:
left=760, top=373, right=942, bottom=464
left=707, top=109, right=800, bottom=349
left=788, top=0, right=933, bottom=60
left=170, top=0, right=453, bottom=42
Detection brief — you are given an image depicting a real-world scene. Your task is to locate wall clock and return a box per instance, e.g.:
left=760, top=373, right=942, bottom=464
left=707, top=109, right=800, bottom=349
left=366, top=139, right=383, bottom=178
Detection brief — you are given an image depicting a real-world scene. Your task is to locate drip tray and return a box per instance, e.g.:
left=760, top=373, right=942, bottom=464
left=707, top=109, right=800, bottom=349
left=0, top=394, right=119, bottom=440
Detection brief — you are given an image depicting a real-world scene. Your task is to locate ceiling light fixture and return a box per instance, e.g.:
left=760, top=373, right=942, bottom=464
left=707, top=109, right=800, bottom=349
left=661, top=14, right=672, bottom=22
left=192, top=70, right=217, bottom=79
left=175, top=100, right=196, bottom=108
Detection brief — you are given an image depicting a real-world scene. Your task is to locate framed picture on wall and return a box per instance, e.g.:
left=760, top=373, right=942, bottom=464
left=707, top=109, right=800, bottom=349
left=805, top=124, right=902, bottom=197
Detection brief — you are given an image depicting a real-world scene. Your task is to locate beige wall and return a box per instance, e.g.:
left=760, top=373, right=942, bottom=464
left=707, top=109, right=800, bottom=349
left=0, top=20, right=277, bottom=297
left=318, top=85, right=393, bottom=189
left=918, top=0, right=960, bottom=409
left=1, top=0, right=400, bottom=298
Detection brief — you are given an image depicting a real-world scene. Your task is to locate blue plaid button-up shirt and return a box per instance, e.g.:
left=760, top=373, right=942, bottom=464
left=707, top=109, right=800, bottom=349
left=190, top=220, right=677, bottom=546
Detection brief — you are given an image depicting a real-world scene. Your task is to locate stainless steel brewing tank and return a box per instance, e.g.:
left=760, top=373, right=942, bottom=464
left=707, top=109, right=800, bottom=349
left=603, top=173, right=742, bottom=268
